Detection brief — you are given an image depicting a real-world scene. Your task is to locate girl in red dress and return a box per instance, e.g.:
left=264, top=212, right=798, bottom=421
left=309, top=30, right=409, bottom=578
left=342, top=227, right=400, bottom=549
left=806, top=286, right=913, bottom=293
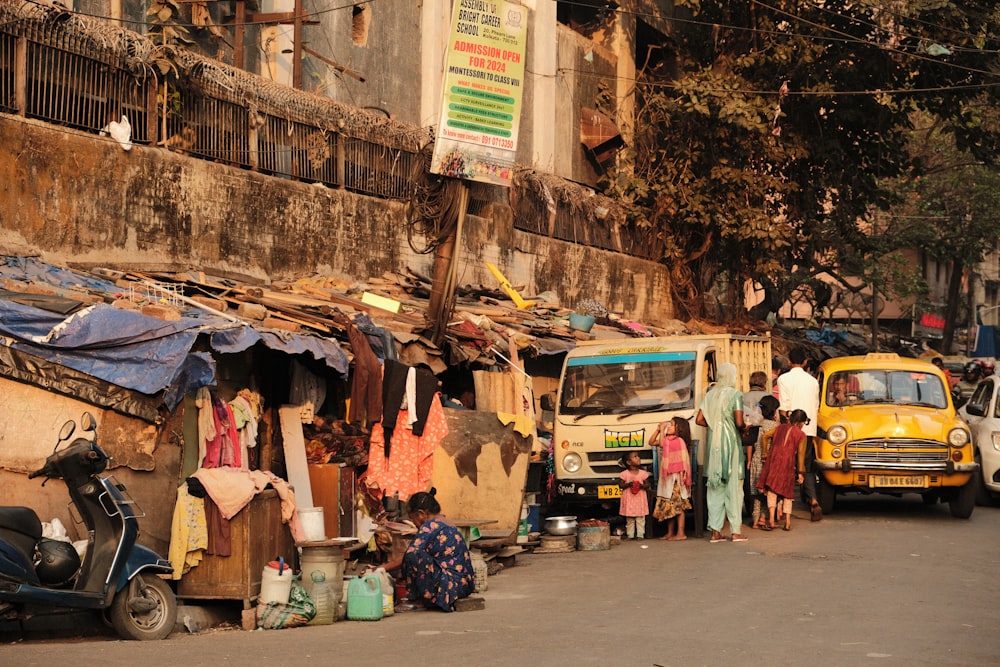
left=756, top=409, right=808, bottom=531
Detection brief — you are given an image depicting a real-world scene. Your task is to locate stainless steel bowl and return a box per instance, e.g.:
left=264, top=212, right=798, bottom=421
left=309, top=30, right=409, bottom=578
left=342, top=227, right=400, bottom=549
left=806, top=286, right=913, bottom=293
left=543, top=515, right=578, bottom=535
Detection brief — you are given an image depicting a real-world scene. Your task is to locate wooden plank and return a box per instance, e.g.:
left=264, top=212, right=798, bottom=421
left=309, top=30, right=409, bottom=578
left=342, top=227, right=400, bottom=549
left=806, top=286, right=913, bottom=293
left=279, top=405, right=314, bottom=508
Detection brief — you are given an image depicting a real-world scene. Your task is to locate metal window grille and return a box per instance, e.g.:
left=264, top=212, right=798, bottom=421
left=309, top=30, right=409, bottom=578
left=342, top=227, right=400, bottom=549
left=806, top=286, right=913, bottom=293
left=168, top=91, right=251, bottom=169
left=0, top=31, right=14, bottom=112
left=343, top=138, right=416, bottom=200
left=257, top=114, right=337, bottom=185
left=22, top=40, right=150, bottom=142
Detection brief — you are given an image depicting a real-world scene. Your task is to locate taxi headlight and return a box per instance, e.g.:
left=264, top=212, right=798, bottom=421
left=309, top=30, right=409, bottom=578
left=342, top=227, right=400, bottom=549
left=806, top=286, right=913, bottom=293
left=948, top=428, right=970, bottom=447
left=562, top=452, right=582, bottom=473
left=828, top=425, right=847, bottom=445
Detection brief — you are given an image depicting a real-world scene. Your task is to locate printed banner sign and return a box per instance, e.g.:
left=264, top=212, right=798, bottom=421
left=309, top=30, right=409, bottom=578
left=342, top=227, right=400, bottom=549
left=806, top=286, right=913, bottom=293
left=430, top=0, right=527, bottom=187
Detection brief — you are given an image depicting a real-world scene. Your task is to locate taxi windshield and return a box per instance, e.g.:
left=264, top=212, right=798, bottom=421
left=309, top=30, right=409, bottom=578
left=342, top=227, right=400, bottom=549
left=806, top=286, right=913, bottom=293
left=825, top=369, right=948, bottom=408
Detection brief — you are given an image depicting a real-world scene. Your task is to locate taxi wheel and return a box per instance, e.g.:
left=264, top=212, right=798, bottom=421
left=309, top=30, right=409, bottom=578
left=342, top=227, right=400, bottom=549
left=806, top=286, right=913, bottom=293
left=816, top=476, right=835, bottom=515
left=948, top=480, right=976, bottom=519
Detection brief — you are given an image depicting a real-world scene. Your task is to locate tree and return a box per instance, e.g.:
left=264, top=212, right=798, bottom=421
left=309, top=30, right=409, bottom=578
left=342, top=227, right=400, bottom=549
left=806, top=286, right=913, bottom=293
left=893, top=109, right=1000, bottom=352
left=601, top=0, right=1000, bottom=322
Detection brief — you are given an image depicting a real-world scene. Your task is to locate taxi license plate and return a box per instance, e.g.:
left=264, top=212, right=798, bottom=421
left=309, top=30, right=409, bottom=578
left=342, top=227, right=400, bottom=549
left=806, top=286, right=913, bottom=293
left=869, top=475, right=929, bottom=489
left=598, top=484, right=621, bottom=499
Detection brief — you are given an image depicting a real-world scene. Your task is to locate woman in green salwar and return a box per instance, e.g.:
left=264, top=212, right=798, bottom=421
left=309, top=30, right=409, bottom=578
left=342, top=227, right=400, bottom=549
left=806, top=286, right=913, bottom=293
left=695, top=363, right=747, bottom=543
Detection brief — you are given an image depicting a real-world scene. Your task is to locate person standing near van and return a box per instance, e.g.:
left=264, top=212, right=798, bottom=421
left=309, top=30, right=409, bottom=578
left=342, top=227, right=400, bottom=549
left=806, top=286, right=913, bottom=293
left=742, top=371, right=770, bottom=520
left=650, top=417, right=692, bottom=541
left=618, top=451, right=651, bottom=539
left=756, top=409, right=809, bottom=531
left=695, top=363, right=747, bottom=543
left=777, top=347, right=822, bottom=521
left=749, top=395, right=780, bottom=529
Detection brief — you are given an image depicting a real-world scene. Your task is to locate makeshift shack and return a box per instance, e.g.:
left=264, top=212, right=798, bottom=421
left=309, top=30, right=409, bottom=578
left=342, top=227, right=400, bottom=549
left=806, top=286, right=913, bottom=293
left=0, top=255, right=536, bottom=612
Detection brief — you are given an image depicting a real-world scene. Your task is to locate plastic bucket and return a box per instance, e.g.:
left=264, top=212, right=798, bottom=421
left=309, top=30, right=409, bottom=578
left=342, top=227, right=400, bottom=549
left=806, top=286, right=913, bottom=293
left=568, top=313, right=596, bottom=332
left=260, top=560, right=293, bottom=604
left=298, top=507, right=326, bottom=542
left=346, top=575, right=383, bottom=621
left=299, top=544, right=345, bottom=607
left=577, top=525, right=610, bottom=551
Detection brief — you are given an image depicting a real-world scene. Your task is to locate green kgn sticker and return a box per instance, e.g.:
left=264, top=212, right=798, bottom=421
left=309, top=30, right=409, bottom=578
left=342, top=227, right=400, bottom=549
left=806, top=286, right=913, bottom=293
left=604, top=429, right=644, bottom=448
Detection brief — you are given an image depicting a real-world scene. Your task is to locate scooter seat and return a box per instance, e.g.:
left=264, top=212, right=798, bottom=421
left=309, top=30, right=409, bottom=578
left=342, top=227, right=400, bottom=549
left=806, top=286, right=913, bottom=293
left=0, top=507, right=42, bottom=540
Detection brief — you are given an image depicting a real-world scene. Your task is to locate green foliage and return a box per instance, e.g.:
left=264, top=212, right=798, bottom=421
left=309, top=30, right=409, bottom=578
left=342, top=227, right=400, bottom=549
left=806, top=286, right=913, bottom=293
left=599, top=0, right=1000, bottom=321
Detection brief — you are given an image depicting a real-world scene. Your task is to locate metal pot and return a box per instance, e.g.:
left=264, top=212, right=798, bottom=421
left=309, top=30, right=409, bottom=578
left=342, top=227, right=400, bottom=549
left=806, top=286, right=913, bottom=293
left=543, top=515, right=578, bottom=535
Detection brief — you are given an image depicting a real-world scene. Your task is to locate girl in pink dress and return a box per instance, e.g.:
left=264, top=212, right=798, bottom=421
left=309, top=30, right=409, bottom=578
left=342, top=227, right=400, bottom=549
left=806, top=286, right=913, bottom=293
left=651, top=417, right=692, bottom=540
left=618, top=451, right=651, bottom=539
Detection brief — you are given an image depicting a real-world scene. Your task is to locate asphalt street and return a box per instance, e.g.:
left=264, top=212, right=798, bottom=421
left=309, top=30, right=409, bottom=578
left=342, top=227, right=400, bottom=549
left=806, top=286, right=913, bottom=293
left=4, top=493, right=1000, bottom=667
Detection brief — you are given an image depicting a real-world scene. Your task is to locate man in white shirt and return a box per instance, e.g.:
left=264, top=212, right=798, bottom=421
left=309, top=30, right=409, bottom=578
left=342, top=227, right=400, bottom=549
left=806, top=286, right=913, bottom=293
left=777, top=347, right=823, bottom=520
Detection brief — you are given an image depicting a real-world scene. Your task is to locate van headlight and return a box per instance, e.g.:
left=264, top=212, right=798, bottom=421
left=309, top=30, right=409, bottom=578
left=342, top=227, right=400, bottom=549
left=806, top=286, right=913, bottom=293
left=827, top=425, right=847, bottom=445
left=562, top=453, right=582, bottom=473
left=948, top=428, right=970, bottom=447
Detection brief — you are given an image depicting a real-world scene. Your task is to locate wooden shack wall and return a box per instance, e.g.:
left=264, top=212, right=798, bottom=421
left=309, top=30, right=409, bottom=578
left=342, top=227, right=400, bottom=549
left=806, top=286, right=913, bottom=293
left=431, top=411, right=532, bottom=534
left=0, top=376, right=182, bottom=556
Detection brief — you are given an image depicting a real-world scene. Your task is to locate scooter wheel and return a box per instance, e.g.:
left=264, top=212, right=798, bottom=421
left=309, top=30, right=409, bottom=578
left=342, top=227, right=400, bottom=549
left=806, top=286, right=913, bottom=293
left=109, top=573, right=177, bottom=640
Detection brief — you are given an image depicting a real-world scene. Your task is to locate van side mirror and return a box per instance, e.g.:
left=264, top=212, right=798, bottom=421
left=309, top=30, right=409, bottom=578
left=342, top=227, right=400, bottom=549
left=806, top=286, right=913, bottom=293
left=540, top=392, right=556, bottom=411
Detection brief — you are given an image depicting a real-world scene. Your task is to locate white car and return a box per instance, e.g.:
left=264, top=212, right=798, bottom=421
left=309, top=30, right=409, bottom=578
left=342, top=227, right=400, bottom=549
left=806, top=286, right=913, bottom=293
left=958, top=375, right=1000, bottom=504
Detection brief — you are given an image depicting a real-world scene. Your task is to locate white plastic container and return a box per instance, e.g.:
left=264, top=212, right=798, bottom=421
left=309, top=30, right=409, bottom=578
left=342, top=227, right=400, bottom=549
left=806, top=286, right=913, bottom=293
left=260, top=560, right=293, bottom=605
left=298, top=507, right=326, bottom=542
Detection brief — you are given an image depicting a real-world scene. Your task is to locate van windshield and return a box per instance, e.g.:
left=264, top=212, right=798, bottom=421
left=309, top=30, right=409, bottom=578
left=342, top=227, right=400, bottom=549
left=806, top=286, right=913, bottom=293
left=559, top=353, right=696, bottom=416
left=825, top=369, right=948, bottom=408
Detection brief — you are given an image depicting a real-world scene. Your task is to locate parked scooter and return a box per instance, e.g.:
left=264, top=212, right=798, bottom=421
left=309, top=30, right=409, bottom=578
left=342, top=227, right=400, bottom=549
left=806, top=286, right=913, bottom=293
left=0, top=412, right=177, bottom=640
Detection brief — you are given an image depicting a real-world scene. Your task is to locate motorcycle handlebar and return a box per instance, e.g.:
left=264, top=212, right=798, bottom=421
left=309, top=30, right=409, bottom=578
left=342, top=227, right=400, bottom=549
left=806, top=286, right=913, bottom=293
left=27, top=468, right=47, bottom=479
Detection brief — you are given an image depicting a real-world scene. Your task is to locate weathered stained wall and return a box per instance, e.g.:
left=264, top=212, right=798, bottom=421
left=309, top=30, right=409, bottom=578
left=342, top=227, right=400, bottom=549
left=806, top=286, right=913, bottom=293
left=0, top=115, right=672, bottom=323
left=0, top=377, right=182, bottom=555
left=308, top=4, right=619, bottom=187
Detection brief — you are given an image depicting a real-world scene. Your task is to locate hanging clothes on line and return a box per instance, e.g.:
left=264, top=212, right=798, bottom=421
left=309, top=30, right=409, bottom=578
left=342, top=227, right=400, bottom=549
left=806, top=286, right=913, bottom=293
left=347, top=321, right=384, bottom=429
left=364, top=395, right=448, bottom=501
left=381, top=359, right=439, bottom=455
left=198, top=391, right=241, bottom=469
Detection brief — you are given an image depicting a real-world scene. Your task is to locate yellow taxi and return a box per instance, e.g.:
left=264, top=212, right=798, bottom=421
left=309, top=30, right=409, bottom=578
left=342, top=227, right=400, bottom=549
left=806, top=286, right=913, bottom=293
left=814, top=353, right=978, bottom=518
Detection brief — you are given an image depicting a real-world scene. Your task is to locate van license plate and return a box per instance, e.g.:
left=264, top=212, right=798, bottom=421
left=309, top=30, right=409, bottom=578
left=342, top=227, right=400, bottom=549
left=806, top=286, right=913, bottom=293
left=870, top=475, right=928, bottom=488
left=598, top=485, right=621, bottom=499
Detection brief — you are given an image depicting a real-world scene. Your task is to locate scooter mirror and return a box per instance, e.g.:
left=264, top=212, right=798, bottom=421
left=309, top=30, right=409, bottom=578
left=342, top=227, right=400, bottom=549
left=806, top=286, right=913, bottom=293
left=80, top=412, right=97, bottom=432
left=58, top=419, right=76, bottom=442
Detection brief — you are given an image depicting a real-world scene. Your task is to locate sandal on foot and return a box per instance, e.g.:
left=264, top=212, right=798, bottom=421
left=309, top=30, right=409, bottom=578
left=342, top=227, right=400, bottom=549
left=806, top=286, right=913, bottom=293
left=759, top=524, right=772, bottom=531
left=810, top=504, right=823, bottom=522
left=731, top=534, right=749, bottom=542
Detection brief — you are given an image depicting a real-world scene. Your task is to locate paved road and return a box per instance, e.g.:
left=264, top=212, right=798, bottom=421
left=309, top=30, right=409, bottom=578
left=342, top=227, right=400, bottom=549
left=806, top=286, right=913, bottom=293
left=4, top=494, right=1000, bottom=667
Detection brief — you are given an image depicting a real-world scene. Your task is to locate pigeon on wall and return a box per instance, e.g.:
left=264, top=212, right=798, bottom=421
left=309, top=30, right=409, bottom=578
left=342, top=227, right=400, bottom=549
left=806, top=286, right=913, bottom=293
left=100, top=114, right=133, bottom=151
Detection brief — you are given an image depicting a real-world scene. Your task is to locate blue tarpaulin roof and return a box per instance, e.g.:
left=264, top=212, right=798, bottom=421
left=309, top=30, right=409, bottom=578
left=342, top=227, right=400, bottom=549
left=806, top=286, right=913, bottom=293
left=0, top=257, right=349, bottom=408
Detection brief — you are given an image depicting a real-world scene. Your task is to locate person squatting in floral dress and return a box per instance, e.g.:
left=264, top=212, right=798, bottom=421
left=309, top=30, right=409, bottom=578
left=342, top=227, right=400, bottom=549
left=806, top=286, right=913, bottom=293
left=379, top=489, right=474, bottom=611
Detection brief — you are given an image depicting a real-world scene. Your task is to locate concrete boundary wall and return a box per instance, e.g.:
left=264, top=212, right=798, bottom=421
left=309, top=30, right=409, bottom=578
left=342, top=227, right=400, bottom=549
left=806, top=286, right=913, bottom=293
left=0, top=115, right=672, bottom=324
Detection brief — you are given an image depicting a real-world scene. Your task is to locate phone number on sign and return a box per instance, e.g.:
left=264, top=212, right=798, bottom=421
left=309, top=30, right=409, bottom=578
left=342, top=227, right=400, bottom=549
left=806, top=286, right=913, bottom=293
left=481, top=135, right=514, bottom=149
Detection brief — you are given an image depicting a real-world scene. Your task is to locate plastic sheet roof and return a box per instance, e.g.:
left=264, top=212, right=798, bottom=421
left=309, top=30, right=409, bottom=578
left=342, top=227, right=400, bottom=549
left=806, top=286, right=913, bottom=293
left=0, top=257, right=349, bottom=410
